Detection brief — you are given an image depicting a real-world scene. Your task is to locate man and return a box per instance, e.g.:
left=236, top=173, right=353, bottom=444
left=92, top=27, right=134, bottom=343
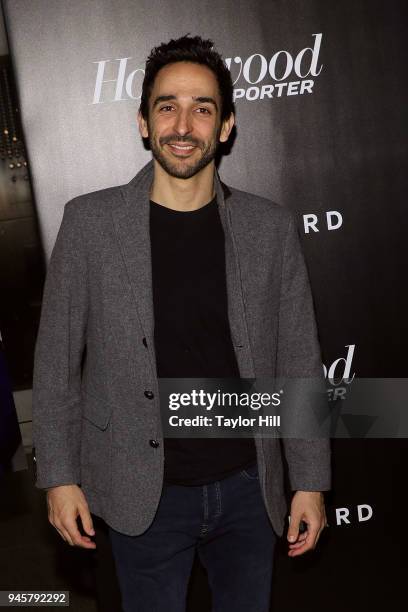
left=32, top=35, right=330, bottom=612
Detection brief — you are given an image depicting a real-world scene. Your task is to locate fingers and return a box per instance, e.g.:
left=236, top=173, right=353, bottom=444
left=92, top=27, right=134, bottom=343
left=48, top=502, right=96, bottom=549
left=287, top=512, right=301, bottom=543
left=288, top=530, right=308, bottom=549
left=288, top=519, right=327, bottom=557
left=79, top=505, right=95, bottom=538
left=288, top=522, right=318, bottom=557
left=64, top=516, right=96, bottom=549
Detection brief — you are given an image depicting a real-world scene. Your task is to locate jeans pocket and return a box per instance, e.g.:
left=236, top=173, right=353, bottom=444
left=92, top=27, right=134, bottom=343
left=240, top=461, right=259, bottom=481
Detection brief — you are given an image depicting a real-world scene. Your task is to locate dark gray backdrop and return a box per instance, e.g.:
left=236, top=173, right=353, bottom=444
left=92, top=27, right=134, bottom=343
left=3, top=0, right=407, bottom=609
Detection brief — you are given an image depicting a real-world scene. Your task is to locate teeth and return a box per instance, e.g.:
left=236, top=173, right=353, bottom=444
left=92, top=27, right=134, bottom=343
left=170, top=144, right=194, bottom=150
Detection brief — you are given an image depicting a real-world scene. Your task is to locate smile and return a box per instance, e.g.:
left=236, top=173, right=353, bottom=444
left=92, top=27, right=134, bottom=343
left=167, top=143, right=196, bottom=155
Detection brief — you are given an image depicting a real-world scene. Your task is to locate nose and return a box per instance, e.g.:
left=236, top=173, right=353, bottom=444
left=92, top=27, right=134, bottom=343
left=174, top=109, right=192, bottom=137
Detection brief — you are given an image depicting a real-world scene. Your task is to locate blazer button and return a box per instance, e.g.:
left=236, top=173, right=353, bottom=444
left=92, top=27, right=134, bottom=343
left=149, top=439, right=160, bottom=448
left=144, top=390, right=154, bottom=399
left=142, top=337, right=148, bottom=347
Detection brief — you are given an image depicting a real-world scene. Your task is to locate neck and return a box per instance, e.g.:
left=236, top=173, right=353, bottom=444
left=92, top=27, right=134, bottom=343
left=150, top=160, right=216, bottom=211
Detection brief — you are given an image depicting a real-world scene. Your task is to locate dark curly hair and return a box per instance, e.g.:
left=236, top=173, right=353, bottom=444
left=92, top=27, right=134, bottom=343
left=139, top=34, right=234, bottom=122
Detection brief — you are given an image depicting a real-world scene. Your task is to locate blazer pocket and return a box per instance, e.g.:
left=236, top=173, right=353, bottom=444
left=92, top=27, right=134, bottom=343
left=80, top=391, right=113, bottom=493
left=81, top=389, right=113, bottom=430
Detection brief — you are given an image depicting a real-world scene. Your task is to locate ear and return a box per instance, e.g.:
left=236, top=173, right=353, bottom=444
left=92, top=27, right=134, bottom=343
left=219, top=112, right=235, bottom=143
left=138, top=111, right=149, bottom=139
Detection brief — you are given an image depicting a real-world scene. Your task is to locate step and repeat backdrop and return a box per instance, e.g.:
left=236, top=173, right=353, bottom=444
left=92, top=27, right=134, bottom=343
left=3, top=0, right=406, bottom=610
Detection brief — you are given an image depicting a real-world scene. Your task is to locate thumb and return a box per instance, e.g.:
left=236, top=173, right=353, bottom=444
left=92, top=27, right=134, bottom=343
left=79, top=505, right=95, bottom=536
left=287, top=512, right=301, bottom=543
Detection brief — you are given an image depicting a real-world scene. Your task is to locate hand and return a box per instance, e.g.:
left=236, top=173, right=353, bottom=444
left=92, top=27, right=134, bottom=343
left=46, top=484, right=96, bottom=549
left=287, top=491, right=327, bottom=557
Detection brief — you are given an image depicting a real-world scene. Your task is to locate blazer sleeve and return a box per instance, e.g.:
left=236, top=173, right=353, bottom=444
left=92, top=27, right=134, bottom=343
left=276, top=213, right=331, bottom=492
left=32, top=199, right=88, bottom=489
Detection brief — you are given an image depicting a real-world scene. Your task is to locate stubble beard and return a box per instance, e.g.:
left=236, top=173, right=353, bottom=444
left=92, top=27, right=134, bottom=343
left=147, top=120, right=221, bottom=179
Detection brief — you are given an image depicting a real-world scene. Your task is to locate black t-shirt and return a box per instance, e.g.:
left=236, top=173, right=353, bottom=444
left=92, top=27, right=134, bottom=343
left=149, top=195, right=256, bottom=485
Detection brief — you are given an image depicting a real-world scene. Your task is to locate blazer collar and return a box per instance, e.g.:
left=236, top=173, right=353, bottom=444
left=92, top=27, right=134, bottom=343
left=119, top=158, right=231, bottom=210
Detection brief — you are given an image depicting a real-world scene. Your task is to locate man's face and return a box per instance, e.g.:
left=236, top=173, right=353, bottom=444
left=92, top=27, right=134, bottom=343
left=138, top=61, right=234, bottom=179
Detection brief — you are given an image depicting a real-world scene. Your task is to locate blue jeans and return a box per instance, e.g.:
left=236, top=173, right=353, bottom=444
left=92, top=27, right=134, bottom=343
left=108, top=461, right=277, bottom=612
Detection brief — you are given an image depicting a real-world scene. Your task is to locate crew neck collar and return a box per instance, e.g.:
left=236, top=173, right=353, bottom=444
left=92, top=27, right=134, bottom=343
left=149, top=194, right=217, bottom=215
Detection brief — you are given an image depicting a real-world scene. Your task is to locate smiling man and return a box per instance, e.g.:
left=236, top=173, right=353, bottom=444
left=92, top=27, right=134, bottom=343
left=140, top=57, right=233, bottom=205
left=145, top=63, right=225, bottom=179
left=32, top=35, right=331, bottom=612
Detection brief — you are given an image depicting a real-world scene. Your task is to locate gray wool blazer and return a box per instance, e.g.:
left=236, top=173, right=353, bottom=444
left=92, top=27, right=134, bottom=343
left=32, top=159, right=331, bottom=538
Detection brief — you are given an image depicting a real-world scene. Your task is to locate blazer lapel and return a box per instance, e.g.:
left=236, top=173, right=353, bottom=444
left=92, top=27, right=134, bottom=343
left=110, top=159, right=255, bottom=379
left=215, top=169, right=256, bottom=378
left=112, top=160, right=155, bottom=345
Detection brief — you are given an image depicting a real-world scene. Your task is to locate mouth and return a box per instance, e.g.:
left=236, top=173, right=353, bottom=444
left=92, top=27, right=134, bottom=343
left=166, top=143, right=197, bottom=157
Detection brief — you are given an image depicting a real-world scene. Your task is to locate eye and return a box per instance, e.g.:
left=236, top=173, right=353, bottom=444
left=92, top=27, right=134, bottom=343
left=159, top=105, right=174, bottom=112
left=196, top=107, right=211, bottom=114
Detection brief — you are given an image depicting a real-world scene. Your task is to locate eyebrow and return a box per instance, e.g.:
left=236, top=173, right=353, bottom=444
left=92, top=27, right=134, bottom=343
left=152, top=95, right=218, bottom=111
